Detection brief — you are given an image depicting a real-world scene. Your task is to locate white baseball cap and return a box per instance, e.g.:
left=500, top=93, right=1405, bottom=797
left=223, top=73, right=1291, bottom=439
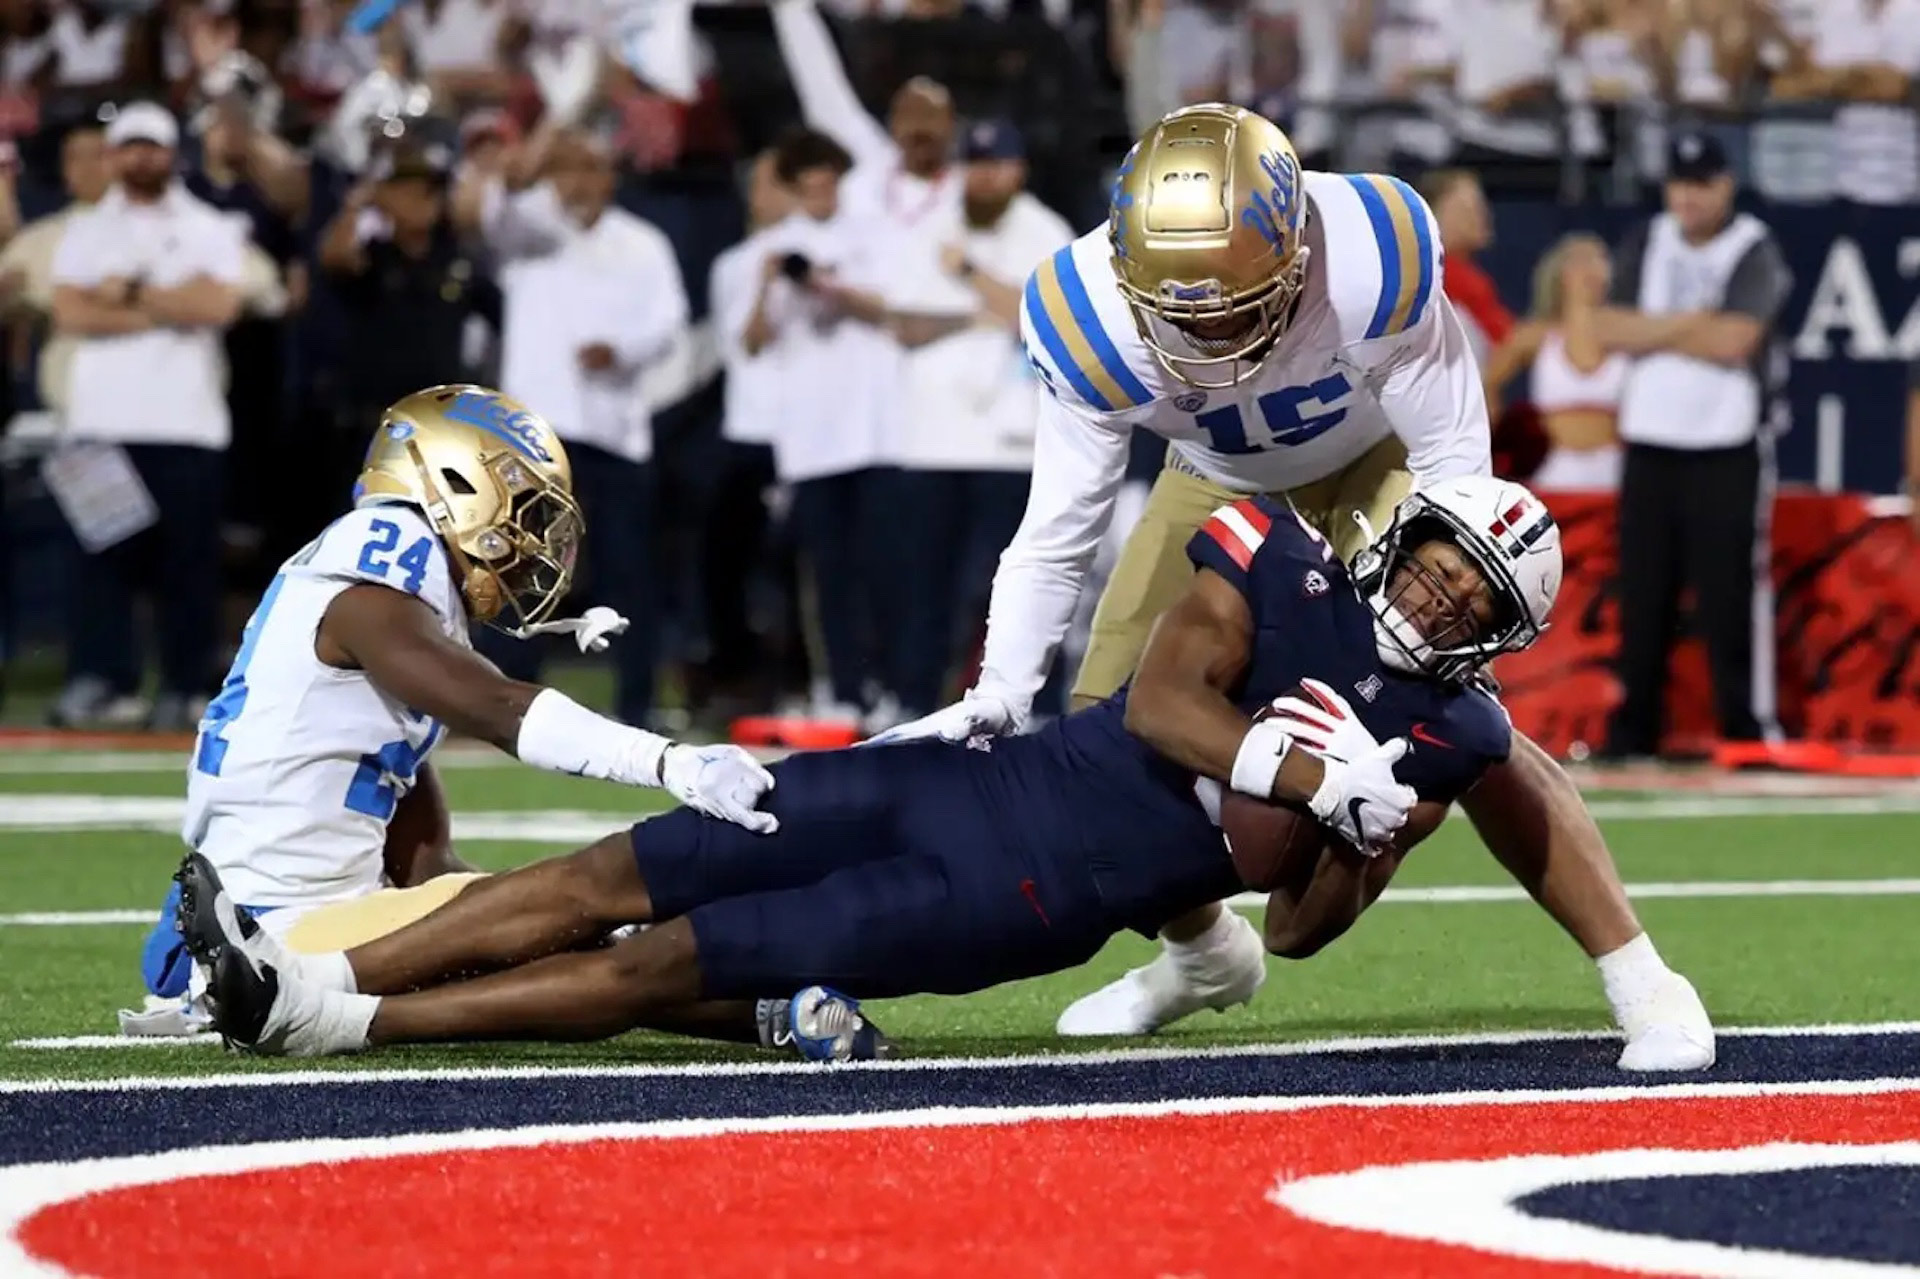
left=104, top=102, right=180, bottom=149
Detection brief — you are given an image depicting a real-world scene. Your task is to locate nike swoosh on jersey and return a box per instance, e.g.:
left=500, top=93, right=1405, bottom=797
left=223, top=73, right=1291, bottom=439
left=1411, top=723, right=1454, bottom=749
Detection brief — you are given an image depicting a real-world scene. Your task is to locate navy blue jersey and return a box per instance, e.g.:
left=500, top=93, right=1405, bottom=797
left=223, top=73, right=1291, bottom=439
left=1185, top=494, right=1512, bottom=803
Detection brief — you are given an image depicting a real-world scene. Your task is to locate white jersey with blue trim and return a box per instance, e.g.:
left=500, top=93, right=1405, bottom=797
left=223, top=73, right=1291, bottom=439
left=980, top=171, right=1492, bottom=710
left=181, top=503, right=469, bottom=910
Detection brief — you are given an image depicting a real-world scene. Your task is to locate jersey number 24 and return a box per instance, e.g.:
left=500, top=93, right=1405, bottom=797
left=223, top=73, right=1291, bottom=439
left=1194, top=372, right=1352, bottom=455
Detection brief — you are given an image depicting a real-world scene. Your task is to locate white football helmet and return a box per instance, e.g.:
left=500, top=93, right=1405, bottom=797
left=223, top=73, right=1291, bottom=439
left=1350, top=475, right=1563, bottom=682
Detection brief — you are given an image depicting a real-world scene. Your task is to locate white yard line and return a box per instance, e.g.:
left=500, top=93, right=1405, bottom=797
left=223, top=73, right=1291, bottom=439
left=10, top=1019, right=1920, bottom=1071
left=11, top=877, right=1920, bottom=933
left=0, top=791, right=1916, bottom=847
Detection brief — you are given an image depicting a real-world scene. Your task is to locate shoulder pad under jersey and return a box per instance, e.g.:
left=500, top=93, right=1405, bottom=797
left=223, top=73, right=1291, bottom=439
left=1306, top=170, right=1443, bottom=345
left=1020, top=228, right=1160, bottom=417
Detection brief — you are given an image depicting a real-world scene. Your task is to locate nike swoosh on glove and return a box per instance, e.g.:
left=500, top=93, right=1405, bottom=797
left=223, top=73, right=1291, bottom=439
left=1306, top=737, right=1417, bottom=856
left=661, top=744, right=779, bottom=833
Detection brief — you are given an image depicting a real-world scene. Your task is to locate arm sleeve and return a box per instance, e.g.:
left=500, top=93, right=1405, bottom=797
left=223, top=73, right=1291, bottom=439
left=1609, top=223, right=1647, bottom=306
left=1362, top=293, right=1494, bottom=485
left=609, top=227, right=689, bottom=370
left=194, top=214, right=248, bottom=286
left=973, top=392, right=1130, bottom=710
left=1722, top=236, right=1793, bottom=326
left=709, top=250, right=752, bottom=362
left=769, top=0, right=897, bottom=170
left=481, top=179, right=569, bottom=261
left=48, top=215, right=104, bottom=288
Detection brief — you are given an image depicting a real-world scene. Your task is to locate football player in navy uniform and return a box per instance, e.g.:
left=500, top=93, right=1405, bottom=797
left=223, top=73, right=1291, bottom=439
left=177, top=476, right=1703, bottom=1069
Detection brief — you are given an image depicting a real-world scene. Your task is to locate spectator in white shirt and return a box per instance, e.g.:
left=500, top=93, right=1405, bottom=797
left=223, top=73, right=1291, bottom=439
left=882, top=119, right=1072, bottom=726
left=48, top=101, right=244, bottom=731
left=742, top=127, right=893, bottom=724
left=466, top=127, right=690, bottom=729
left=0, top=122, right=110, bottom=418
left=704, top=148, right=795, bottom=700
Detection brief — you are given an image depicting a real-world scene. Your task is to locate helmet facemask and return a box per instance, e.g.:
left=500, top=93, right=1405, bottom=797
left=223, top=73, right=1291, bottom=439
left=411, top=443, right=584, bottom=637
left=1119, top=244, right=1311, bottom=390
left=1352, top=498, right=1546, bottom=683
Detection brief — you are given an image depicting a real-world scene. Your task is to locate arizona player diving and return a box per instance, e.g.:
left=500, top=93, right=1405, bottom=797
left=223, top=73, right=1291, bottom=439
left=134, top=386, right=777, bottom=1029
left=869, top=103, right=1712, bottom=1070
left=188, top=478, right=1610, bottom=1065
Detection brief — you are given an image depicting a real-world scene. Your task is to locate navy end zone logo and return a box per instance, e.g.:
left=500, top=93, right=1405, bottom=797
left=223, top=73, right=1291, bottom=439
left=444, top=391, right=554, bottom=464
left=1488, top=497, right=1552, bottom=557
left=1173, top=391, right=1208, bottom=413
left=1241, top=149, right=1299, bottom=250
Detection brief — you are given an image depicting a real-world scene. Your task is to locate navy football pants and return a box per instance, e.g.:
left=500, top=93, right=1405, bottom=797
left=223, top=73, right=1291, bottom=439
left=630, top=742, right=1115, bottom=1001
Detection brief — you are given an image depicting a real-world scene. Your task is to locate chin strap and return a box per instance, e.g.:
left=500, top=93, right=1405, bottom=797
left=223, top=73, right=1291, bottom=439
left=1350, top=507, right=1379, bottom=547
left=510, top=605, right=630, bottom=653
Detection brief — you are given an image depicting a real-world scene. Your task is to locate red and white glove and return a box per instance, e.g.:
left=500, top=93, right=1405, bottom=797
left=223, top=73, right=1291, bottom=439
left=1262, top=678, right=1379, bottom=763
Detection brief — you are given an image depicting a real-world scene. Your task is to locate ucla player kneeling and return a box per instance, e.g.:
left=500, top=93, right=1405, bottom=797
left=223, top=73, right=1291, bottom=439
left=128, top=385, right=778, bottom=1035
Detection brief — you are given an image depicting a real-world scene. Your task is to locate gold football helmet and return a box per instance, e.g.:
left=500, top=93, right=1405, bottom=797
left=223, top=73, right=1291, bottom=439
left=1109, top=104, right=1310, bottom=388
left=354, top=385, right=583, bottom=636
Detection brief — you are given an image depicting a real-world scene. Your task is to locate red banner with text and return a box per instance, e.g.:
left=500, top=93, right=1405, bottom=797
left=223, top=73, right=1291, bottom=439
left=1492, top=492, right=1920, bottom=759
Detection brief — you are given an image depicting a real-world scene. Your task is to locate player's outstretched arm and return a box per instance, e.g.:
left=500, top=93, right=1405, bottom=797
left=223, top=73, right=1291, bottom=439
left=320, top=584, right=779, bottom=833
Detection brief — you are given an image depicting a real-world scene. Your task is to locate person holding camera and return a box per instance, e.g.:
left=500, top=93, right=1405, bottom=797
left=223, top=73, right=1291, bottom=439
left=742, top=126, right=893, bottom=726
left=47, top=102, right=245, bottom=731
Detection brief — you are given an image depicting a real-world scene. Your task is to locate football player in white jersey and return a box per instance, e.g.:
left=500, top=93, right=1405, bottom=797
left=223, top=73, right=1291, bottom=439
left=873, top=104, right=1714, bottom=1070
left=134, top=385, right=776, bottom=1029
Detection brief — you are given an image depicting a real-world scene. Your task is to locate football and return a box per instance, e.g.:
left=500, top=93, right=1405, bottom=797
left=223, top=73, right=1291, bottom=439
left=1220, top=687, right=1336, bottom=893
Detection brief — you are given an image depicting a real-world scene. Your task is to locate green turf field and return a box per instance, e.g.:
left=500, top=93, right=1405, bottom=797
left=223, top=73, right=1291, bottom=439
left=2, top=747, right=1918, bottom=1082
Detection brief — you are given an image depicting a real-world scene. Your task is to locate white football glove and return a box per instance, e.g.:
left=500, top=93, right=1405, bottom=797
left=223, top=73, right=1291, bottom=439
left=1305, top=738, right=1416, bottom=857
left=862, top=690, right=1022, bottom=747
left=661, top=744, right=779, bottom=834
left=518, top=606, right=631, bottom=654
left=1263, top=678, right=1378, bottom=762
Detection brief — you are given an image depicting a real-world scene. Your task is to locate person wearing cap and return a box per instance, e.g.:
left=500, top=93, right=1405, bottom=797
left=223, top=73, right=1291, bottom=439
left=1589, top=128, right=1793, bottom=760
left=317, top=138, right=498, bottom=536
left=881, top=118, right=1073, bottom=728
left=459, top=125, right=690, bottom=731
left=47, top=101, right=246, bottom=732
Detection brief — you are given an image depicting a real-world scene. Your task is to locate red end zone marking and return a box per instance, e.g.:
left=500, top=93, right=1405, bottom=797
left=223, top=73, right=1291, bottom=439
left=22, top=1090, right=1920, bottom=1279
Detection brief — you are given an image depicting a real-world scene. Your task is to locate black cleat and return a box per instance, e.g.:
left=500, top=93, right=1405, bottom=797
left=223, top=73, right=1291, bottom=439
left=207, top=944, right=280, bottom=1052
left=173, top=851, right=258, bottom=968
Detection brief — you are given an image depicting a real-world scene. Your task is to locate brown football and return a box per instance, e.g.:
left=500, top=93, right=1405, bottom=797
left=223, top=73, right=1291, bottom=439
left=1220, top=687, right=1337, bottom=893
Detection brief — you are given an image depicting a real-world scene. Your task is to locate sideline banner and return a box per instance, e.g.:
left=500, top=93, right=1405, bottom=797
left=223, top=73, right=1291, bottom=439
left=1494, top=492, right=1920, bottom=757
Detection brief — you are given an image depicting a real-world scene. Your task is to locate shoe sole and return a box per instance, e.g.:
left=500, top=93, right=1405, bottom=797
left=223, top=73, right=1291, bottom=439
left=172, top=853, right=271, bottom=1051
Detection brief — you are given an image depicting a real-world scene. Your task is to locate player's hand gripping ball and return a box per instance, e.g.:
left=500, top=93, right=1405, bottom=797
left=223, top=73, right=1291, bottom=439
left=1220, top=683, right=1350, bottom=893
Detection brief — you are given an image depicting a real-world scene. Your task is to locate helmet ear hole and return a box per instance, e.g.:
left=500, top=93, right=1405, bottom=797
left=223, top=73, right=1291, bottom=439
left=439, top=467, right=478, bottom=496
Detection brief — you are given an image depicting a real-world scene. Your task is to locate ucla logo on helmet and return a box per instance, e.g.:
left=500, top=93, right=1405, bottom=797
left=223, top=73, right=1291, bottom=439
left=1240, top=148, right=1299, bottom=251
left=444, top=391, right=554, bottom=464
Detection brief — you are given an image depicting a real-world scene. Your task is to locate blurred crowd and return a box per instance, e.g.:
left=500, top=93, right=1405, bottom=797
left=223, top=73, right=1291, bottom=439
left=0, top=0, right=1905, bottom=741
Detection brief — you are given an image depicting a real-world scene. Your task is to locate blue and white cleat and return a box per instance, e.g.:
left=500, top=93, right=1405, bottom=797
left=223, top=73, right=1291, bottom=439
left=757, top=986, right=894, bottom=1062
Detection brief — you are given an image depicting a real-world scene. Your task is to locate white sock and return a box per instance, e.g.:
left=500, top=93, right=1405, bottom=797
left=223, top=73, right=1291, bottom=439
left=1164, top=909, right=1242, bottom=972
left=302, top=949, right=358, bottom=995
left=323, top=992, right=380, bottom=1053
left=1596, top=933, right=1669, bottom=1012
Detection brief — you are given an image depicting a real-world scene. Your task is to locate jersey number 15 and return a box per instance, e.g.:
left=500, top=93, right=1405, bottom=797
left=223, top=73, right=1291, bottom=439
left=1195, top=372, right=1352, bottom=455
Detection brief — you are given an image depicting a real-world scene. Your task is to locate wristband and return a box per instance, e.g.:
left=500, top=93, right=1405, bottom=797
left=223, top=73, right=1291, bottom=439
left=515, top=688, right=671, bottom=786
left=1230, top=720, right=1292, bottom=799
